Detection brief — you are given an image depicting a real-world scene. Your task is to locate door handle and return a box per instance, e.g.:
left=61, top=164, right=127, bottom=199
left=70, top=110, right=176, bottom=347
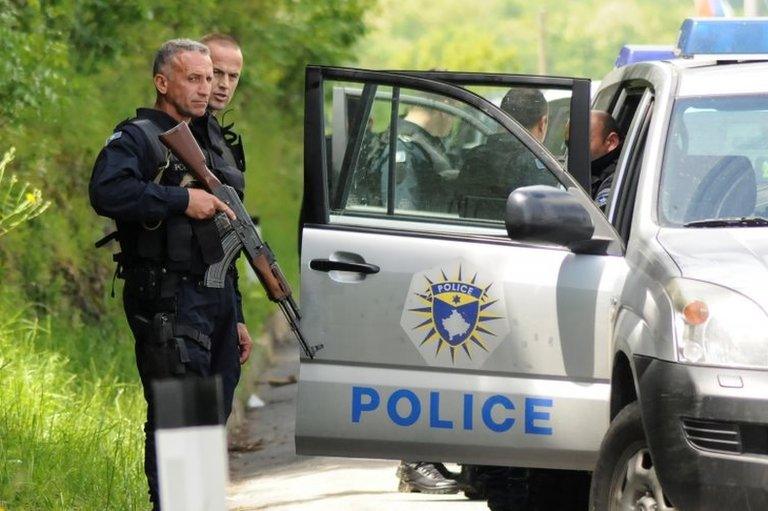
left=310, top=259, right=380, bottom=274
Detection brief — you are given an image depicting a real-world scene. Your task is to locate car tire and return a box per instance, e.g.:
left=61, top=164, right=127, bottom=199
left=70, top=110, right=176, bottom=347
left=589, top=401, right=675, bottom=511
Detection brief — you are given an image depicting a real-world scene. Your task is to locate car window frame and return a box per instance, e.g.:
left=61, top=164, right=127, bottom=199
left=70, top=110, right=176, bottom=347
left=303, top=66, right=609, bottom=234
left=608, top=90, right=654, bottom=241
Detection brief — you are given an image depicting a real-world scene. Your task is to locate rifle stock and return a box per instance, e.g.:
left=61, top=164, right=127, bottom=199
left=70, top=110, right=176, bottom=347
left=159, top=122, right=222, bottom=192
left=159, top=121, right=322, bottom=359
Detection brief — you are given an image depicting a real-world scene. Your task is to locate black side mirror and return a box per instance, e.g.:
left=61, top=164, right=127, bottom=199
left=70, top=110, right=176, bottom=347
left=505, top=185, right=594, bottom=248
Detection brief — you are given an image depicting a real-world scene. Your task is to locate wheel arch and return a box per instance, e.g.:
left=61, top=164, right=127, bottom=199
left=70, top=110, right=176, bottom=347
left=610, top=350, right=638, bottom=420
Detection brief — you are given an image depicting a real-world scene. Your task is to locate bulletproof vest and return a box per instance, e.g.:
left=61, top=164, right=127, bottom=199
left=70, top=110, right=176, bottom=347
left=125, top=118, right=229, bottom=273
left=203, top=116, right=245, bottom=198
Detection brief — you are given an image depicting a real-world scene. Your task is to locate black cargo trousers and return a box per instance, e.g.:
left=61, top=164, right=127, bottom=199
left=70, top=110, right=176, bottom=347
left=123, top=267, right=241, bottom=510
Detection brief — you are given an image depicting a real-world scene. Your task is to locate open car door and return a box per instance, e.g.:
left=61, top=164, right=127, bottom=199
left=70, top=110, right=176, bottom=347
left=296, top=66, right=625, bottom=469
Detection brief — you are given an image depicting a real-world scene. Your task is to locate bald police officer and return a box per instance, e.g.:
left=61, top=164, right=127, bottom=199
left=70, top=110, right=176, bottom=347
left=89, top=39, right=245, bottom=510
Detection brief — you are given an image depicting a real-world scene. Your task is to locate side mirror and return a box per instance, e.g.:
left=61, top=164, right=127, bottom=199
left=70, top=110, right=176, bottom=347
left=505, top=185, right=594, bottom=249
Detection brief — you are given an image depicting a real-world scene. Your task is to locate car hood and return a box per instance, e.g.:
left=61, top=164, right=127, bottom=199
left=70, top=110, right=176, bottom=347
left=658, top=227, right=768, bottom=307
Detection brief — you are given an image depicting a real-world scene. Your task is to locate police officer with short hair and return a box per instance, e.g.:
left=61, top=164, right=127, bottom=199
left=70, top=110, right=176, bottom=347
left=89, top=38, right=249, bottom=511
left=192, top=32, right=254, bottom=365
left=589, top=110, right=623, bottom=210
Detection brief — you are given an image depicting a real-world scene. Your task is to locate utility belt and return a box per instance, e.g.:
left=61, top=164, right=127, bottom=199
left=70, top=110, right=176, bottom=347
left=120, top=262, right=236, bottom=303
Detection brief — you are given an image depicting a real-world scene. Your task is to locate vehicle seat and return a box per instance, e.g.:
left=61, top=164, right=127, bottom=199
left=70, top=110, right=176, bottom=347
left=684, top=155, right=756, bottom=223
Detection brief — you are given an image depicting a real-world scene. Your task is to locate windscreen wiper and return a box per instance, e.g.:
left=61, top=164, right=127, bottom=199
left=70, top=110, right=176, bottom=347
left=684, top=217, right=768, bottom=228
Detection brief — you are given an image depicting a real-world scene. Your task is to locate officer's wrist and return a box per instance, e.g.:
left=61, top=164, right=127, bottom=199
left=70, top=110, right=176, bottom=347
left=167, top=186, right=190, bottom=213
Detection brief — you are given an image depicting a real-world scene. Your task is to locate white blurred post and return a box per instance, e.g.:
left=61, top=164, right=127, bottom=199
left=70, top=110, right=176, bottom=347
left=745, top=0, right=759, bottom=16
left=153, top=377, right=228, bottom=511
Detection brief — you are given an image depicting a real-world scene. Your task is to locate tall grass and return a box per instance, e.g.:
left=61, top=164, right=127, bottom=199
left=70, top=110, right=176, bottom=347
left=0, top=149, right=146, bottom=509
left=0, top=301, right=147, bottom=510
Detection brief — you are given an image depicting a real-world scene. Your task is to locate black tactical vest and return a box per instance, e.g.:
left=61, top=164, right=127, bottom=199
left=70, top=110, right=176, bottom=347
left=125, top=118, right=243, bottom=273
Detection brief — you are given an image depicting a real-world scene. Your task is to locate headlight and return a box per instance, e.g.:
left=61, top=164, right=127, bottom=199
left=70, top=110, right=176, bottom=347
left=668, top=278, right=768, bottom=369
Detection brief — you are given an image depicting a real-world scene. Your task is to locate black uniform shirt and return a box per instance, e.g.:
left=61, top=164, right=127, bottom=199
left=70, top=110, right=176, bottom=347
left=90, top=108, right=189, bottom=223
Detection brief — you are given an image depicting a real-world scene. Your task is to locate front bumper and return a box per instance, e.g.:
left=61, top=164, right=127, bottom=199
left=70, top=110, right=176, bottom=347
left=637, top=356, right=768, bottom=511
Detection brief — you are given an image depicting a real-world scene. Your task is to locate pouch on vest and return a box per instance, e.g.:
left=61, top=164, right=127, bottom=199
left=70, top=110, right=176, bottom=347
left=192, top=218, right=225, bottom=265
left=165, top=215, right=193, bottom=271
left=136, top=226, right=164, bottom=261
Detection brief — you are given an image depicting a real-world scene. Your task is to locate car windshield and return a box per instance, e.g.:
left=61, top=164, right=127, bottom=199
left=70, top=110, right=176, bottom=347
left=659, top=94, right=768, bottom=227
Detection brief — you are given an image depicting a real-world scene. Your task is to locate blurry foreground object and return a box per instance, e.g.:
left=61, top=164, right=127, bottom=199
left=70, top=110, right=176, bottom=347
left=154, top=377, right=227, bottom=511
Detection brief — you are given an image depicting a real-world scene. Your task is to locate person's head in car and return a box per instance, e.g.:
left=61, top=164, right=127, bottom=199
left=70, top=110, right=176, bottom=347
left=404, top=100, right=454, bottom=139
left=500, top=88, right=548, bottom=142
left=589, top=110, right=622, bottom=161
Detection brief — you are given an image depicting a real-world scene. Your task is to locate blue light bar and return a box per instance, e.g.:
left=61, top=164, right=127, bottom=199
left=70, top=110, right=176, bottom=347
left=614, top=45, right=676, bottom=67
left=677, top=18, right=768, bottom=58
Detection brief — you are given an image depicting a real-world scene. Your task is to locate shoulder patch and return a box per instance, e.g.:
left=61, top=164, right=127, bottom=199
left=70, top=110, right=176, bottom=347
left=596, top=187, right=610, bottom=207
left=105, top=131, right=123, bottom=146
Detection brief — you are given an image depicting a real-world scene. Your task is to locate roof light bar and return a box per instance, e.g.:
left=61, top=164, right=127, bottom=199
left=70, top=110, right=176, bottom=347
left=677, top=18, right=768, bottom=58
left=615, top=45, right=676, bottom=67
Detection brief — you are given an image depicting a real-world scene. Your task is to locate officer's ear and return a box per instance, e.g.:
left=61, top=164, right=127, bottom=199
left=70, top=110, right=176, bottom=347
left=606, top=131, right=621, bottom=153
left=154, top=73, right=169, bottom=95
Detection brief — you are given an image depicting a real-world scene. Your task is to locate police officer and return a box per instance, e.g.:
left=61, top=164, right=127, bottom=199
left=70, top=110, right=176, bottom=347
left=384, top=97, right=455, bottom=211
left=192, top=33, right=247, bottom=188
left=392, top=98, right=462, bottom=495
left=457, top=87, right=556, bottom=220
left=89, top=39, right=246, bottom=510
left=192, top=33, right=253, bottom=362
left=589, top=110, right=623, bottom=210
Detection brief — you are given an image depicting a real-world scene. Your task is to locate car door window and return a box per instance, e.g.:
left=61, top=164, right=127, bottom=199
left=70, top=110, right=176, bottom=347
left=610, top=93, right=654, bottom=241
left=326, top=81, right=566, bottom=227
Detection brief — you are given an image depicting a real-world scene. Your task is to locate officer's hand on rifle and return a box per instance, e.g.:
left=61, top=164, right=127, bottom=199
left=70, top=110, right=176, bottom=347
left=185, top=188, right=236, bottom=220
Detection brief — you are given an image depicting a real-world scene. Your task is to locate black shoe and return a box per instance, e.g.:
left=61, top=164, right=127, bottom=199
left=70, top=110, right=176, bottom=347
left=397, top=461, right=460, bottom=494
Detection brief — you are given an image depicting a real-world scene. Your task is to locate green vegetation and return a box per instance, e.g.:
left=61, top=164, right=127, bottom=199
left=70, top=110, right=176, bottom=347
left=0, top=0, right=371, bottom=508
left=357, top=0, right=695, bottom=78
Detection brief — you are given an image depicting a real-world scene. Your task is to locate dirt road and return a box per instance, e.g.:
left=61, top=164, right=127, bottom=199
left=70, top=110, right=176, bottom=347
left=227, top=343, right=487, bottom=511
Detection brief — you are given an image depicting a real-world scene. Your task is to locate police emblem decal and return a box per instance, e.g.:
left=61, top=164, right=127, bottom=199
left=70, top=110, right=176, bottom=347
left=400, top=259, right=509, bottom=367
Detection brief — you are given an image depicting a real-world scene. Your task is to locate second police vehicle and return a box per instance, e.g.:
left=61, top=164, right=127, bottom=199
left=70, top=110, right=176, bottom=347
left=294, top=18, right=768, bottom=510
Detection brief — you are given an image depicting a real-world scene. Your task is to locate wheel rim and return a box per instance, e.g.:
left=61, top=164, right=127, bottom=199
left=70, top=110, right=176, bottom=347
left=608, top=442, right=675, bottom=511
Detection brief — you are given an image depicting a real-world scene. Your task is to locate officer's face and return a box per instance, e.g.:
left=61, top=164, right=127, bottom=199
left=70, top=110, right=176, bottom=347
left=155, top=51, right=213, bottom=121
left=207, top=42, right=243, bottom=111
left=589, top=113, right=620, bottom=161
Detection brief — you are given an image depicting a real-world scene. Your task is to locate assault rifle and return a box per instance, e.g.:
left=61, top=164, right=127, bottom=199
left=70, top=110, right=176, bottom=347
left=159, top=121, right=322, bottom=359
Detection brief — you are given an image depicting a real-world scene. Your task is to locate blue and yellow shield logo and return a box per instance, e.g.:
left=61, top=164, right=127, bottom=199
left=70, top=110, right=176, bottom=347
left=400, top=259, right=508, bottom=367
left=431, top=282, right=481, bottom=347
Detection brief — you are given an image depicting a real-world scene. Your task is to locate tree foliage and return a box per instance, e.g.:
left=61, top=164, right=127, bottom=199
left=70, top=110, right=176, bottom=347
left=0, top=0, right=372, bottom=319
left=357, top=0, right=695, bottom=78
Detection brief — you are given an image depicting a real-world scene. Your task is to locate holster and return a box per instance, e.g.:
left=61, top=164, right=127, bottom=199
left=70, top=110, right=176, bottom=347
left=135, top=311, right=211, bottom=379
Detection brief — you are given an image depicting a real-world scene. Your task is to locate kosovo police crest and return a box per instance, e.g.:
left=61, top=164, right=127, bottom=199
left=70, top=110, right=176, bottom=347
left=400, top=259, right=509, bottom=368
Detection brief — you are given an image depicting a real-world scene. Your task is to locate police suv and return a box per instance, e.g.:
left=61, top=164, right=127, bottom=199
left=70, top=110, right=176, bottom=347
left=295, top=18, right=768, bottom=511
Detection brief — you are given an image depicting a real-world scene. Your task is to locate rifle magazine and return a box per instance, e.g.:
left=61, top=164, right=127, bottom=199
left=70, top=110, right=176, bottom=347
left=203, top=227, right=241, bottom=288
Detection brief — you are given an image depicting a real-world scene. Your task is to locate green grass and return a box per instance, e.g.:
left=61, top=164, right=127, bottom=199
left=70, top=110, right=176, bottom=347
left=0, top=304, right=146, bottom=510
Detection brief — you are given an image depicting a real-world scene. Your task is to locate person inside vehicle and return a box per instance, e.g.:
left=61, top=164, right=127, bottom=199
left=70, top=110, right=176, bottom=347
left=380, top=96, right=455, bottom=211
left=455, top=87, right=556, bottom=219
left=589, top=110, right=623, bottom=210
